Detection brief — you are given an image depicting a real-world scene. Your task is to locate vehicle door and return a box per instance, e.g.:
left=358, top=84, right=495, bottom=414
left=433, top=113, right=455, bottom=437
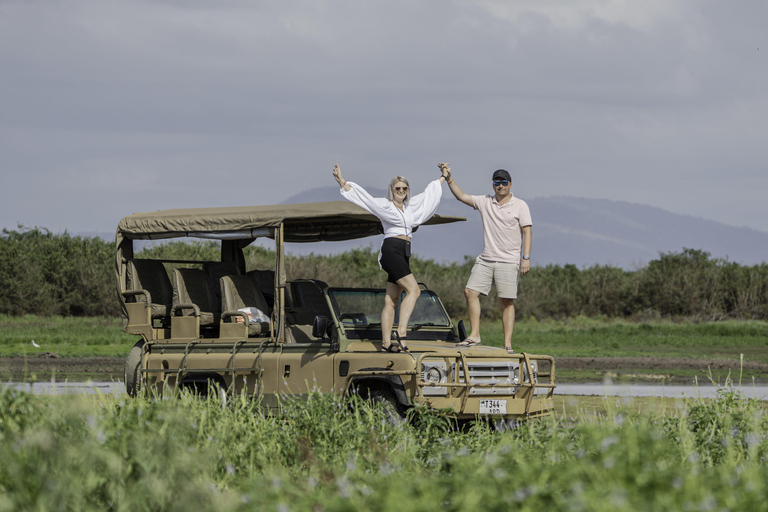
left=277, top=340, right=337, bottom=399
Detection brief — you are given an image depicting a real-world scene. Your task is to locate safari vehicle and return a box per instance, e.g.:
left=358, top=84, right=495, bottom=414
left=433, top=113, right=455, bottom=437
left=116, top=201, right=556, bottom=426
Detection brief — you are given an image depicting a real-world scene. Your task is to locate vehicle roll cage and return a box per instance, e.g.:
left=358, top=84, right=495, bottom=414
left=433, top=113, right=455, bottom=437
left=115, top=201, right=465, bottom=343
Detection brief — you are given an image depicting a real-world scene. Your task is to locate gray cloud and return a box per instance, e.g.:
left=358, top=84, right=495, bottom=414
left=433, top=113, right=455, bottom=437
left=1, top=0, right=766, bottom=237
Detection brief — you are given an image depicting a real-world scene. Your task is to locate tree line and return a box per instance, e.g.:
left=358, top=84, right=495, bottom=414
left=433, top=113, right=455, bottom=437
left=2, top=226, right=767, bottom=320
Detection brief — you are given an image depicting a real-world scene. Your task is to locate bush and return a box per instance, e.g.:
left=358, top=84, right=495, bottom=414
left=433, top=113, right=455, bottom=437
left=1, top=228, right=766, bottom=321
left=0, top=227, right=116, bottom=317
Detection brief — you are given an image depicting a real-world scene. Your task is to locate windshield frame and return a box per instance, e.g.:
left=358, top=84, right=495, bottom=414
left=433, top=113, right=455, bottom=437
left=328, top=287, right=453, bottom=340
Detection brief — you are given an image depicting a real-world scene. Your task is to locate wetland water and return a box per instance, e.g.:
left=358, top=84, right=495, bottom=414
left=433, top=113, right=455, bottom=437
left=556, top=382, right=768, bottom=400
left=4, top=381, right=768, bottom=400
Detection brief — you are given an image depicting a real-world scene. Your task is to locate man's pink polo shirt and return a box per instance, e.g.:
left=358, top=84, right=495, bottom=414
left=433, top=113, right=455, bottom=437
left=471, top=194, right=532, bottom=263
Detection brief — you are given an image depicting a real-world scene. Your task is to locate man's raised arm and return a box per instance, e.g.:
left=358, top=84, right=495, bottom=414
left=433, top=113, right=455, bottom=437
left=438, top=163, right=473, bottom=207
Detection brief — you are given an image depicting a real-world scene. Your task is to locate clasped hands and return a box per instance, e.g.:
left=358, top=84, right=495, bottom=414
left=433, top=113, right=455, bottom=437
left=438, top=162, right=451, bottom=181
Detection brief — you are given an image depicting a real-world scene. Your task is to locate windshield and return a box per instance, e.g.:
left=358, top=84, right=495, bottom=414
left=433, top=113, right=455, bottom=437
left=328, top=288, right=451, bottom=329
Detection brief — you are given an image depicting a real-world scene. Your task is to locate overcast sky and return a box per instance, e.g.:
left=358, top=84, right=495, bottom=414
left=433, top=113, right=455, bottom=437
left=1, top=0, right=766, bottom=237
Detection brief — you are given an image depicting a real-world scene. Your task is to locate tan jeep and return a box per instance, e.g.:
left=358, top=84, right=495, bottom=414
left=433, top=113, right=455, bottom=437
left=116, top=201, right=555, bottom=427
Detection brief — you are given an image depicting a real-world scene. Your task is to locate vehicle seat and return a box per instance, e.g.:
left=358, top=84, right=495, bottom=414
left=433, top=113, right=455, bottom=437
left=282, top=280, right=330, bottom=342
left=246, top=269, right=276, bottom=309
left=172, top=268, right=220, bottom=326
left=290, top=279, right=331, bottom=320
left=286, top=324, right=317, bottom=343
left=203, top=261, right=242, bottom=302
left=220, top=275, right=271, bottom=336
left=125, top=259, right=173, bottom=320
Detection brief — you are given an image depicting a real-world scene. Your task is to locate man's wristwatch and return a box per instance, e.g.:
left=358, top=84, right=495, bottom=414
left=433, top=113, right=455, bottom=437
left=522, top=255, right=530, bottom=260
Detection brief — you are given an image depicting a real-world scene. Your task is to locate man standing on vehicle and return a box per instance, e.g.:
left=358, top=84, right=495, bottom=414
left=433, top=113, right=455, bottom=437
left=441, top=163, right=532, bottom=353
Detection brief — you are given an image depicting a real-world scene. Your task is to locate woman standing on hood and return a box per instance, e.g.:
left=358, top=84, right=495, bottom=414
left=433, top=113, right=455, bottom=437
left=332, top=163, right=451, bottom=353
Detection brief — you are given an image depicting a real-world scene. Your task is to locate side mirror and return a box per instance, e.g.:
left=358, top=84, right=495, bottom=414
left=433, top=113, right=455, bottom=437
left=457, top=320, right=467, bottom=342
left=312, top=315, right=329, bottom=339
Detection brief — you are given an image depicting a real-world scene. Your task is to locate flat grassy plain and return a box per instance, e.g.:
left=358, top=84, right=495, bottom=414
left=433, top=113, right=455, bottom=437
left=0, top=315, right=136, bottom=357
left=3, top=315, right=767, bottom=359
left=2, top=315, right=768, bottom=382
left=509, top=317, right=768, bottom=361
left=489, top=317, right=768, bottom=383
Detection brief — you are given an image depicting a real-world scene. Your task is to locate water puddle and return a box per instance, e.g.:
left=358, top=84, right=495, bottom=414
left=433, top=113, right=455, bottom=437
left=3, top=381, right=768, bottom=401
left=557, top=382, right=768, bottom=400
left=3, top=381, right=126, bottom=395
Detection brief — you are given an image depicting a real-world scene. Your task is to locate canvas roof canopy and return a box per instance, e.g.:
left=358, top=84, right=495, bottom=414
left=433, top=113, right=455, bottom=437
left=116, top=201, right=466, bottom=243
left=114, top=201, right=465, bottom=337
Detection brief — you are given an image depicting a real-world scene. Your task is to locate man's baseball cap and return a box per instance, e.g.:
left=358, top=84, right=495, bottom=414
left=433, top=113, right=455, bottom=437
left=492, top=169, right=511, bottom=182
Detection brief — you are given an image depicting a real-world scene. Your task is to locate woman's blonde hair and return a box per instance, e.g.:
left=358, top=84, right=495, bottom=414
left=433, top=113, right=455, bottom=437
left=387, top=175, right=411, bottom=206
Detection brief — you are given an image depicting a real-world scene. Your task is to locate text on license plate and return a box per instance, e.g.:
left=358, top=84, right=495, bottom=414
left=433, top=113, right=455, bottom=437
left=479, top=399, right=507, bottom=415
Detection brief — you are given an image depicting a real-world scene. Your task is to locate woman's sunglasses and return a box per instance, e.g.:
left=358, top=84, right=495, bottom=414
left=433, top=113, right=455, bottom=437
left=493, top=179, right=509, bottom=186
left=395, top=186, right=408, bottom=192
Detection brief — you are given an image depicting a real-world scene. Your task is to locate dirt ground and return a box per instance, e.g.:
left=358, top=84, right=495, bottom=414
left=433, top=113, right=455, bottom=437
left=557, top=356, right=768, bottom=383
left=556, top=356, right=768, bottom=373
left=0, top=356, right=126, bottom=382
left=3, top=354, right=768, bottom=383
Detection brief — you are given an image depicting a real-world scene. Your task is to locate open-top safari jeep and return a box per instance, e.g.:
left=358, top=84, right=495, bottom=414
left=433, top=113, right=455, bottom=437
left=116, top=201, right=555, bottom=426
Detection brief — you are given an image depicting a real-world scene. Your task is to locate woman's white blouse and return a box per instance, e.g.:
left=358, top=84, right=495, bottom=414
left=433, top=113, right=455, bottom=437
left=340, top=179, right=443, bottom=239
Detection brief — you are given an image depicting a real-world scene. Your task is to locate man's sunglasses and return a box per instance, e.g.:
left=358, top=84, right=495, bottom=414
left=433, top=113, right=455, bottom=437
left=493, top=179, right=509, bottom=186
left=395, top=186, right=408, bottom=192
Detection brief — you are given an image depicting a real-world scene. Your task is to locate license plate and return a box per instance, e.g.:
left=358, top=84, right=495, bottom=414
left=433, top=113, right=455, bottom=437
left=479, top=399, right=507, bottom=415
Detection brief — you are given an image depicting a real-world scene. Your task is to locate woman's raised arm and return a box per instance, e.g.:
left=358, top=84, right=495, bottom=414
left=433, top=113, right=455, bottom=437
left=332, top=164, right=352, bottom=192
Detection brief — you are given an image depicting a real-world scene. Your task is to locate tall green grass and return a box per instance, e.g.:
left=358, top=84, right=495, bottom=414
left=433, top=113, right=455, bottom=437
left=1, top=384, right=767, bottom=511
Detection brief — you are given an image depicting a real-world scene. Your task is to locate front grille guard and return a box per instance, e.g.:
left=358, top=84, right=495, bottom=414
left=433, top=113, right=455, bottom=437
left=416, top=351, right=556, bottom=416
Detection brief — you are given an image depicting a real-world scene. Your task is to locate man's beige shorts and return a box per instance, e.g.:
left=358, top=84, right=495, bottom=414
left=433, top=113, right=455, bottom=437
left=466, top=257, right=520, bottom=299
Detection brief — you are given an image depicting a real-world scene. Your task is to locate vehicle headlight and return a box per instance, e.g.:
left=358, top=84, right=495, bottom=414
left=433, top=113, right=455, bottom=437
left=425, top=367, right=443, bottom=385
left=513, top=362, right=538, bottom=384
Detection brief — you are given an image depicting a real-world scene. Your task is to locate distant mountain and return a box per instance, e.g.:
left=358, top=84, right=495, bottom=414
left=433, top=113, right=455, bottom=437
left=531, top=196, right=768, bottom=269
left=280, top=187, right=768, bottom=269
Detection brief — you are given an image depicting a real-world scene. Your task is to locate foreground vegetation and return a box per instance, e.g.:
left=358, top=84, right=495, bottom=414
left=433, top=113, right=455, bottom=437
left=1, top=385, right=768, bottom=511
left=2, top=227, right=767, bottom=321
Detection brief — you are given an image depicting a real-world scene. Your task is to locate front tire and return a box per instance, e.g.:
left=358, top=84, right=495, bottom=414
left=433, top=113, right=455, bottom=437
left=368, top=388, right=405, bottom=426
left=180, top=378, right=228, bottom=409
left=492, top=418, right=519, bottom=432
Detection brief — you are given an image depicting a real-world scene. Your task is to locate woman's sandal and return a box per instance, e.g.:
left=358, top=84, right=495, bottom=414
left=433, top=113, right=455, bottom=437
left=394, top=332, right=410, bottom=353
left=380, top=342, right=402, bottom=353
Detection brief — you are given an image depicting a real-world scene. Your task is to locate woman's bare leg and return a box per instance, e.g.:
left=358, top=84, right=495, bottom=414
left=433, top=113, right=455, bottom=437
left=394, top=274, right=421, bottom=346
left=381, top=282, right=403, bottom=347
